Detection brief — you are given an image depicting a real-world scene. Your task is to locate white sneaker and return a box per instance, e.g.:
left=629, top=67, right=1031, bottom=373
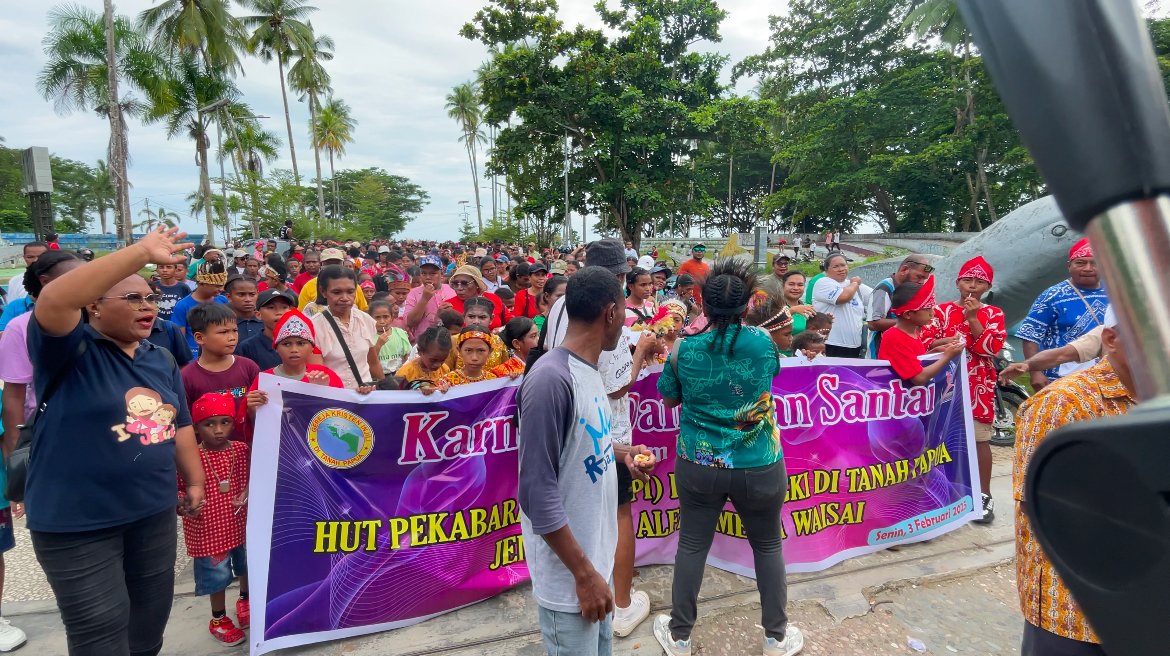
left=652, top=614, right=692, bottom=656
left=0, top=617, right=27, bottom=653
left=763, top=624, right=805, bottom=656
left=612, top=590, right=650, bottom=637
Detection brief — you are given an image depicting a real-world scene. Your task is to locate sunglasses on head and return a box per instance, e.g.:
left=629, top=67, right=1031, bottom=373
left=905, top=260, right=936, bottom=273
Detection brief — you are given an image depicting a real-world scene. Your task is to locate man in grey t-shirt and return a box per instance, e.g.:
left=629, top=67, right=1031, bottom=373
left=518, top=266, right=655, bottom=656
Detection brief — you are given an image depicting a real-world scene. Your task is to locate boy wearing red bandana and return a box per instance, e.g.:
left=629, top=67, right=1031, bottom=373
left=921, top=257, right=1005, bottom=524
left=878, top=274, right=965, bottom=385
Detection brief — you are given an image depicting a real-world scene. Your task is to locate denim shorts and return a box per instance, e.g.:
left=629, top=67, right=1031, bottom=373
left=0, top=508, right=14, bottom=553
left=193, top=544, right=247, bottom=596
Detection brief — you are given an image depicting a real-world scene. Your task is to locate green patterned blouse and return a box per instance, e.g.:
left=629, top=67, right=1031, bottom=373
left=658, top=325, right=782, bottom=468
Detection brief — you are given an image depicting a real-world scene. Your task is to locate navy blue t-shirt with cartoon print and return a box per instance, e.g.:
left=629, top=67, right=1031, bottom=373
left=26, top=318, right=191, bottom=533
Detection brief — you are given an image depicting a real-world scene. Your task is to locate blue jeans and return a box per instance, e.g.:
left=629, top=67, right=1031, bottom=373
left=193, top=544, right=247, bottom=596
left=538, top=606, right=614, bottom=656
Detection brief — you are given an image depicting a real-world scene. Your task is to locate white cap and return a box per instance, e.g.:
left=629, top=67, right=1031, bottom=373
left=1102, top=304, right=1119, bottom=328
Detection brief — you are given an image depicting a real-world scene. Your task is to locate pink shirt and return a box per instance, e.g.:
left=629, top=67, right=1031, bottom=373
left=402, top=283, right=455, bottom=340
left=0, top=312, right=36, bottom=419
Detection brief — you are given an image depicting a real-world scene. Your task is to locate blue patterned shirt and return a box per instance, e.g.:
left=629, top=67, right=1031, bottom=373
left=1014, top=280, right=1109, bottom=379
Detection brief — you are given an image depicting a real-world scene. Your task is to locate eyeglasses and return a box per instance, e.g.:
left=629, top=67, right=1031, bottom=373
left=450, top=279, right=475, bottom=289
left=905, top=261, right=936, bottom=274
left=99, top=293, right=162, bottom=308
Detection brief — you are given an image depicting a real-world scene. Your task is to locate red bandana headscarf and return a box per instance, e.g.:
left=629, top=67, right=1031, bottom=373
left=957, top=256, right=994, bottom=285
left=192, top=392, right=236, bottom=424
left=1068, top=238, right=1093, bottom=261
left=892, top=274, right=937, bottom=316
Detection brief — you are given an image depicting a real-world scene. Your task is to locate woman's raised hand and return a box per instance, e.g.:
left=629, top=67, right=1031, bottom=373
left=137, top=225, right=193, bottom=265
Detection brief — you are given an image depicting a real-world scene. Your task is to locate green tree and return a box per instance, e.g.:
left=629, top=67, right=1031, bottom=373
left=445, top=81, right=485, bottom=233
left=222, top=120, right=282, bottom=238
left=326, top=167, right=429, bottom=237
left=736, top=0, right=1042, bottom=233
left=463, top=0, right=728, bottom=248
left=50, top=157, right=97, bottom=233
left=288, top=25, right=335, bottom=220
left=312, top=97, right=357, bottom=220
left=0, top=146, right=31, bottom=231
left=138, top=0, right=245, bottom=73
left=91, top=159, right=115, bottom=234
left=38, top=3, right=169, bottom=241
left=147, top=54, right=246, bottom=239
left=240, top=0, right=318, bottom=214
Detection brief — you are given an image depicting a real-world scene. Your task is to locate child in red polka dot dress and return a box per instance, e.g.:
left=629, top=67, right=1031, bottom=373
left=179, top=392, right=251, bottom=647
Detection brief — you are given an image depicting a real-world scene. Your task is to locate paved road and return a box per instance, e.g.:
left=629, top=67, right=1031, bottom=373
left=4, top=448, right=1021, bottom=655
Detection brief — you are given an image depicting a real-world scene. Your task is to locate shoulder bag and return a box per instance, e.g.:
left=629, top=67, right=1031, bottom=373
left=322, top=310, right=369, bottom=387
left=6, top=341, right=87, bottom=503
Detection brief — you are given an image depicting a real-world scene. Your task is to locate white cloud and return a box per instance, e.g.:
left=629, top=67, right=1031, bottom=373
left=1, top=0, right=782, bottom=241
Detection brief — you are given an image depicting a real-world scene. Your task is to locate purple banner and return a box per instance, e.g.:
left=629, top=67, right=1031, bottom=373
left=248, top=377, right=528, bottom=654
left=629, top=356, right=979, bottom=575
left=247, top=356, right=976, bottom=654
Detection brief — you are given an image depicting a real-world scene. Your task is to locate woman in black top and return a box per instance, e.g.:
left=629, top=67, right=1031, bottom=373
left=27, top=226, right=204, bottom=655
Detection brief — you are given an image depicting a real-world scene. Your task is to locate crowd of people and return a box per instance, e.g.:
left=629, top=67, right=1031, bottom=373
left=0, top=223, right=1120, bottom=656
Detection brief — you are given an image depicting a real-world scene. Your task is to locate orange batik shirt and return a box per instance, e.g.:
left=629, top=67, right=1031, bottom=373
left=1013, top=358, right=1134, bottom=643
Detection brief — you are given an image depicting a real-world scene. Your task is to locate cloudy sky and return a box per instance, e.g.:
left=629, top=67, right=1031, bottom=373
left=0, top=0, right=784, bottom=241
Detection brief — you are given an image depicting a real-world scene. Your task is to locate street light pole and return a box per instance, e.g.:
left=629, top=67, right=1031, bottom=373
left=563, top=130, right=571, bottom=245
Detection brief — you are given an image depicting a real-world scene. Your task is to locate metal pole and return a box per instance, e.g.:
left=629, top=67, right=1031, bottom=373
left=563, top=130, right=571, bottom=245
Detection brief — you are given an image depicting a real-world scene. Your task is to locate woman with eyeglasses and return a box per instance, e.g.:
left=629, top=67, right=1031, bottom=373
left=22, top=227, right=206, bottom=655
left=811, top=252, right=866, bottom=358
left=441, top=265, right=511, bottom=330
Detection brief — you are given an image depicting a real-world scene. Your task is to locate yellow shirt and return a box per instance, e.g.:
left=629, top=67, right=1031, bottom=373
left=298, top=277, right=368, bottom=312
left=1013, top=358, right=1134, bottom=643
left=395, top=359, right=449, bottom=386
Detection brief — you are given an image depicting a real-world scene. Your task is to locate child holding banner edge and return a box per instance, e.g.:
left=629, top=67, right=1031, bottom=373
left=877, top=275, right=964, bottom=386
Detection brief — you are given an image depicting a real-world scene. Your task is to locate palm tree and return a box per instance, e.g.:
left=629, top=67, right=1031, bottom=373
left=91, top=159, right=115, bottom=234
left=136, top=204, right=179, bottom=232
left=38, top=3, right=168, bottom=243
left=903, top=0, right=967, bottom=48
left=147, top=54, right=244, bottom=239
left=138, top=0, right=245, bottom=73
left=287, top=25, right=335, bottom=221
left=239, top=0, right=318, bottom=214
left=222, top=120, right=281, bottom=238
left=446, top=81, right=486, bottom=232
left=312, top=97, right=357, bottom=221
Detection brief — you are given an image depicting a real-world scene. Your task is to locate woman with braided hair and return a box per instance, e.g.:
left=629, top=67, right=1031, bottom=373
left=654, top=258, right=804, bottom=657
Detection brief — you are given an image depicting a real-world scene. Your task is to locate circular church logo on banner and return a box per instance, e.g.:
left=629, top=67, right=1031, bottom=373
left=306, top=408, right=374, bottom=469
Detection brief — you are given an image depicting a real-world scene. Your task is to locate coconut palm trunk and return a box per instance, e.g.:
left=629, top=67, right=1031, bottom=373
left=309, top=95, right=326, bottom=219
left=104, top=0, right=132, bottom=244
left=328, top=150, right=338, bottom=221
left=466, top=140, right=483, bottom=233
left=196, top=118, right=216, bottom=240
left=276, top=50, right=304, bottom=214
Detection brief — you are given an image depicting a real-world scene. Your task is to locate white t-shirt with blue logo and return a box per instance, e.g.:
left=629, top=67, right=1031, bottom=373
left=517, top=346, right=618, bottom=613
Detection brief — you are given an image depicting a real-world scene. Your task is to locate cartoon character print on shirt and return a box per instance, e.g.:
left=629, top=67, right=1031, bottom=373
left=112, top=387, right=178, bottom=445
left=580, top=395, right=616, bottom=484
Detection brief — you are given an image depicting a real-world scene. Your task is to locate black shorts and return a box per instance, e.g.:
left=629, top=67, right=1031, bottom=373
left=616, top=461, right=633, bottom=505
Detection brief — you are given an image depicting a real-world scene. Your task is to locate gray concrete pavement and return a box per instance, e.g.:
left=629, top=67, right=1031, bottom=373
left=3, top=448, right=1019, bottom=656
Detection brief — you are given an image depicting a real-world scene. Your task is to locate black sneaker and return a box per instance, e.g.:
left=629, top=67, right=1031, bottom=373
left=974, top=493, right=995, bottom=525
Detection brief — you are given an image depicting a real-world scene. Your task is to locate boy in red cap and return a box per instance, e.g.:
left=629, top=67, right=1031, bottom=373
left=922, top=257, right=1005, bottom=523
left=878, top=275, right=965, bottom=386
left=180, top=392, right=250, bottom=647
